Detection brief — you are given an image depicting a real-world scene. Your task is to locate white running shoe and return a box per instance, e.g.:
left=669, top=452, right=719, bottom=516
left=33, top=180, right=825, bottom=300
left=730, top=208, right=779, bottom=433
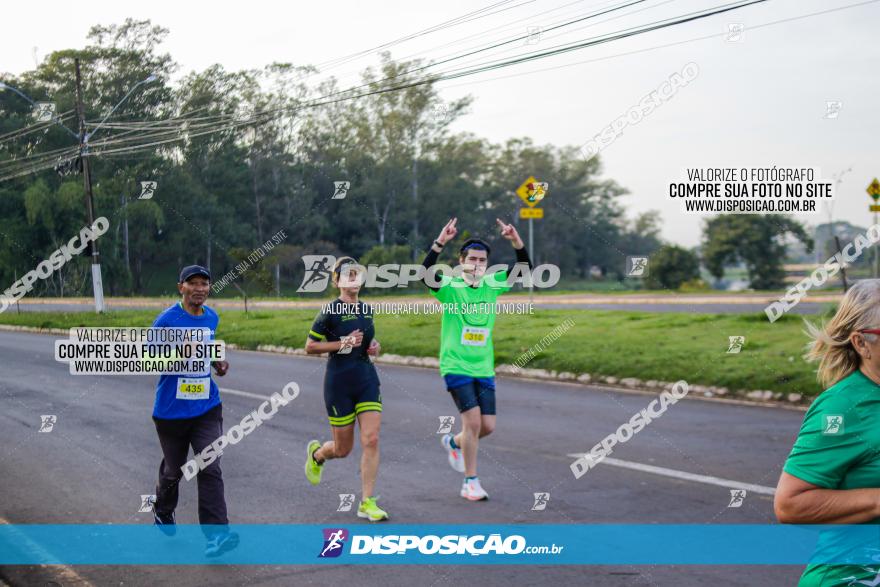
left=441, top=433, right=465, bottom=473
left=461, top=477, right=489, bottom=501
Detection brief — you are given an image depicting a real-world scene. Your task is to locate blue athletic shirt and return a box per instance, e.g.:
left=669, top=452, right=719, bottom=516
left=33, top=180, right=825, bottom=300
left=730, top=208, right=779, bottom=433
left=151, top=302, right=221, bottom=419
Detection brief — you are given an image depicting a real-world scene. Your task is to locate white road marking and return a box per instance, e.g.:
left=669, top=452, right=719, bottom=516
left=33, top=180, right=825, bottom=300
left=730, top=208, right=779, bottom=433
left=566, top=454, right=776, bottom=495
left=219, top=387, right=274, bottom=401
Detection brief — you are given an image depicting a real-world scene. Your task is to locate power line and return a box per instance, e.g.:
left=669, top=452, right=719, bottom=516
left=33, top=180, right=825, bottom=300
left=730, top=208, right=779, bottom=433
left=0, top=2, right=636, bottom=166
left=412, top=0, right=771, bottom=81
left=0, top=0, right=770, bottom=181
left=441, top=0, right=880, bottom=90
left=0, top=107, right=236, bottom=167
left=311, top=0, right=528, bottom=72
left=159, top=0, right=666, bottom=132
left=82, top=0, right=773, bottom=159
left=254, top=0, right=771, bottom=121
left=277, top=0, right=537, bottom=92
left=0, top=110, right=77, bottom=146
left=383, top=0, right=605, bottom=64
left=0, top=143, right=81, bottom=169
left=3, top=0, right=873, bottom=183
left=322, top=0, right=651, bottom=88
left=0, top=1, right=732, bottom=156
left=323, top=0, right=654, bottom=99
left=410, top=0, right=678, bottom=84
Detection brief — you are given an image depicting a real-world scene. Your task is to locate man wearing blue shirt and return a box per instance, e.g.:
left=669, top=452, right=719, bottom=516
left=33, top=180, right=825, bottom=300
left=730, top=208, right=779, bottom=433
left=150, top=265, right=237, bottom=557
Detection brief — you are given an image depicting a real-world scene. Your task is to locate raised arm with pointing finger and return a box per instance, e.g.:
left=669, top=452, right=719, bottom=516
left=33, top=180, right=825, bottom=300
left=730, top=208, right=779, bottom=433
left=421, top=217, right=532, bottom=292
left=495, top=217, right=532, bottom=270
left=421, top=217, right=458, bottom=291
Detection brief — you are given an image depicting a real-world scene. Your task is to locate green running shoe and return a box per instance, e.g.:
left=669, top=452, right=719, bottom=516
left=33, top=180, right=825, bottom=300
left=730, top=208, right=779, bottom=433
left=305, top=439, right=323, bottom=485
left=357, top=496, right=389, bottom=522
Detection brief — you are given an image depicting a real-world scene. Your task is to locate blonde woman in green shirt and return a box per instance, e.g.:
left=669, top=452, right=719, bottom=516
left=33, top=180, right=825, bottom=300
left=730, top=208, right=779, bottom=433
left=776, top=279, right=880, bottom=585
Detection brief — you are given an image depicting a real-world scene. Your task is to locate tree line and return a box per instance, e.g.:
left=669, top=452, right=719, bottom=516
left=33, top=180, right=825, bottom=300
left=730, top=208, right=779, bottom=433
left=1, top=19, right=823, bottom=298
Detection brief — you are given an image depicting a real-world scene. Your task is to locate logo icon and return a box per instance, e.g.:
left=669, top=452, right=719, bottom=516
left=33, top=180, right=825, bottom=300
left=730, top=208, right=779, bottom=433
left=728, top=489, right=746, bottom=508
left=33, top=102, right=56, bottom=122
left=437, top=416, right=455, bottom=434
left=138, top=181, right=157, bottom=200
left=38, top=415, right=57, bottom=432
left=138, top=494, right=156, bottom=513
left=432, top=103, right=450, bottom=123
left=824, top=101, right=842, bottom=119
left=525, top=26, right=542, bottom=45
left=823, top=414, right=844, bottom=435
left=525, top=181, right=547, bottom=204
left=297, top=255, right=336, bottom=293
left=332, top=181, right=350, bottom=200
left=627, top=256, right=649, bottom=277
left=727, top=336, right=745, bottom=353
left=725, top=23, right=744, bottom=42
left=318, top=528, right=348, bottom=558
left=516, top=176, right=548, bottom=207
left=337, top=494, right=355, bottom=512
left=532, top=492, right=550, bottom=511
left=337, top=335, right=356, bottom=355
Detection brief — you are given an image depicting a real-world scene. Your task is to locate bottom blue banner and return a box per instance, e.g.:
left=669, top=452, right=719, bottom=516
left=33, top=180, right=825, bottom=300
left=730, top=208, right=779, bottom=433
left=2, top=524, right=880, bottom=565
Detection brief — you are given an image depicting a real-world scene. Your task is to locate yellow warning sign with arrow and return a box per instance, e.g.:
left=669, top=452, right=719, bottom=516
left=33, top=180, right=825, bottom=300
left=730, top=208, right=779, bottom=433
left=867, top=178, right=880, bottom=201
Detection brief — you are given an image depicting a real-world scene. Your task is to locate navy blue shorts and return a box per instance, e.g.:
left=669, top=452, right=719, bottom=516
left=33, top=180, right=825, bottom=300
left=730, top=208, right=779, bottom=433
left=443, top=375, right=496, bottom=415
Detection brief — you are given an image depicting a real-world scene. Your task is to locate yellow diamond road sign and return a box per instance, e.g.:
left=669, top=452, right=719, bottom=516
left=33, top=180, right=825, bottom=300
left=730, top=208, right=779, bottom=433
left=868, top=178, right=880, bottom=200
left=516, top=176, right=548, bottom=207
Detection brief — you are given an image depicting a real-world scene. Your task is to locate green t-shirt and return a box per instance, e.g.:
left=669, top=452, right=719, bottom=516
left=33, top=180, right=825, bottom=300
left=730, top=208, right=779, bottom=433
left=783, top=369, right=880, bottom=586
left=430, top=270, right=511, bottom=377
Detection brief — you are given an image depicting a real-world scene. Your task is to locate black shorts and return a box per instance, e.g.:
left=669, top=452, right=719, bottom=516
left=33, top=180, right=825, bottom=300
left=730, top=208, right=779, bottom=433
left=324, top=381, right=382, bottom=427
left=445, top=375, right=496, bottom=415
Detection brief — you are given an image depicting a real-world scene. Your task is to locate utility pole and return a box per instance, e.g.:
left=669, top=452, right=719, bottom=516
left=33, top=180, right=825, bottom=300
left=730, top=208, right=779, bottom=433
left=121, top=192, right=130, bottom=279
left=829, top=168, right=851, bottom=292
left=74, top=58, right=105, bottom=313
left=834, top=234, right=849, bottom=291
left=528, top=217, right=534, bottom=305
left=866, top=177, right=880, bottom=279
left=875, top=208, right=879, bottom=279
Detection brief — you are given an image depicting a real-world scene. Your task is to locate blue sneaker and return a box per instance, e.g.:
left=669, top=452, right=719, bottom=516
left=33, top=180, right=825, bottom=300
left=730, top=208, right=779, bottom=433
left=152, top=500, right=176, bottom=536
left=205, top=531, right=240, bottom=557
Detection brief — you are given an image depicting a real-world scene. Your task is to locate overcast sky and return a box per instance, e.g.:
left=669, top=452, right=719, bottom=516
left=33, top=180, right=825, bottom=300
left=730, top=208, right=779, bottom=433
left=3, top=0, right=877, bottom=247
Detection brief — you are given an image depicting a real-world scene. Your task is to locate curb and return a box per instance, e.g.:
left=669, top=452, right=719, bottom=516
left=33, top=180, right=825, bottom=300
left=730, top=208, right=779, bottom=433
left=5, top=324, right=809, bottom=410
left=201, top=343, right=812, bottom=410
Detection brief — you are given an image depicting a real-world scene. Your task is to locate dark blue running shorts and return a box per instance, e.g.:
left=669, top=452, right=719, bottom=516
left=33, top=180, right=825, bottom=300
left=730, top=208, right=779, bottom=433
left=443, top=374, right=496, bottom=415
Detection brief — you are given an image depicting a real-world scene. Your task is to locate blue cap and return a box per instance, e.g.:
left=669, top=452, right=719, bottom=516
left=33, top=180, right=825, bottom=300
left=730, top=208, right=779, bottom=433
left=179, top=265, right=211, bottom=283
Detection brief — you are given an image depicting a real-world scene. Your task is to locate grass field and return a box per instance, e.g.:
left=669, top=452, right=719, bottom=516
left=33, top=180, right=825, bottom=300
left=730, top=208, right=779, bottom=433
left=0, top=305, right=831, bottom=397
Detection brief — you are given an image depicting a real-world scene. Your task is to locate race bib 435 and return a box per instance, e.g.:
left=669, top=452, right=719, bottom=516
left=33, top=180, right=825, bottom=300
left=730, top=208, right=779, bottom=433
left=176, top=377, right=210, bottom=400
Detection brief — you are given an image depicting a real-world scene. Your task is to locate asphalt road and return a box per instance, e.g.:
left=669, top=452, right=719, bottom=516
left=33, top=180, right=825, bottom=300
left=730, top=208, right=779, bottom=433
left=0, top=330, right=807, bottom=586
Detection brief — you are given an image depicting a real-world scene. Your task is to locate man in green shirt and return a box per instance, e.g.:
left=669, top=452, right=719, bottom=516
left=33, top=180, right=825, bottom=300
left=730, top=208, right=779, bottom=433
left=421, top=217, right=531, bottom=501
